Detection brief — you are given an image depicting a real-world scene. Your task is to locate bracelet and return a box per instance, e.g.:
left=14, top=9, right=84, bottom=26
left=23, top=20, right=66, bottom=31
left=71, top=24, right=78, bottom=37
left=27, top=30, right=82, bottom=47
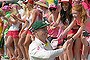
left=71, top=37, right=75, bottom=42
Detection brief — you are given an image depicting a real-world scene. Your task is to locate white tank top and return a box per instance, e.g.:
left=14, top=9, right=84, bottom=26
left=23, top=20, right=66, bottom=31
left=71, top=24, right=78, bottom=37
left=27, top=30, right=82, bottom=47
left=9, top=23, right=20, bottom=31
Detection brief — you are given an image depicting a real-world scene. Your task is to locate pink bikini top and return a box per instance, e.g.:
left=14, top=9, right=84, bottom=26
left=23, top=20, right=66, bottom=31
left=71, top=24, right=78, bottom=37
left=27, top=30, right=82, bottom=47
left=75, top=19, right=81, bottom=26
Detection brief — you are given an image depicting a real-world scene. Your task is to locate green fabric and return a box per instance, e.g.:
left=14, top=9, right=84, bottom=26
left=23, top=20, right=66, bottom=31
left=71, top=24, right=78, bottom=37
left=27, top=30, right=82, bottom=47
left=3, top=20, right=10, bottom=35
left=2, top=55, right=9, bottom=59
left=54, top=0, right=58, bottom=6
left=32, top=20, right=49, bottom=30
left=4, top=25, right=10, bottom=35
left=5, top=12, right=11, bottom=18
left=0, top=9, right=2, bottom=12
left=4, top=20, right=7, bottom=24
left=3, top=12, right=11, bottom=35
left=46, top=0, right=58, bottom=6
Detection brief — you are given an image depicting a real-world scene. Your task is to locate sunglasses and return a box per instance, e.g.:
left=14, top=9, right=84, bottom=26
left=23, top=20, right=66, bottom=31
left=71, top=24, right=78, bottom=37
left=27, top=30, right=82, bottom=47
left=49, top=8, right=56, bottom=12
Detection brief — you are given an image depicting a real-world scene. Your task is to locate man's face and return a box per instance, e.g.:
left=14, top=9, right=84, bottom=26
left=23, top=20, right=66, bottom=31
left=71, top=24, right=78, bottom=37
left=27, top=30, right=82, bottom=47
left=35, top=27, right=48, bottom=39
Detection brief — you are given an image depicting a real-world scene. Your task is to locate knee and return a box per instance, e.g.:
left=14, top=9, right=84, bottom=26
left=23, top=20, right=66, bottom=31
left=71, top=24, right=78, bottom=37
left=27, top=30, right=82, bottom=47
left=6, top=43, right=10, bottom=48
left=23, top=40, right=31, bottom=47
left=67, top=45, right=72, bottom=50
left=18, top=41, right=23, bottom=47
left=18, top=39, right=25, bottom=47
left=18, top=43, right=21, bottom=48
left=23, top=42, right=28, bottom=47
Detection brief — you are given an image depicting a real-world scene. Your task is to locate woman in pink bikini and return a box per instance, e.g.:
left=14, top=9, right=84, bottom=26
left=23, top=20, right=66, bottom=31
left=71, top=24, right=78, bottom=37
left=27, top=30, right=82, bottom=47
left=58, top=4, right=87, bottom=60
left=56, top=1, right=73, bottom=60
left=81, top=0, right=90, bottom=60
left=48, top=3, right=60, bottom=39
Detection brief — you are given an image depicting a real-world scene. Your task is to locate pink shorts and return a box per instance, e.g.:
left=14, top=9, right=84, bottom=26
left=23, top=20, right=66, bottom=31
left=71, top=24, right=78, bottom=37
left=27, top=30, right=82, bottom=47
left=22, top=30, right=32, bottom=35
left=7, top=31, right=19, bottom=38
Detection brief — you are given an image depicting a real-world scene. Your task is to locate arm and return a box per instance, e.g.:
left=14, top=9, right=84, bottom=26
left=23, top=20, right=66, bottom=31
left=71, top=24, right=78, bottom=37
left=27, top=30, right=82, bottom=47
left=48, top=15, right=52, bottom=23
left=81, top=36, right=89, bottom=46
left=19, top=20, right=28, bottom=37
left=56, top=12, right=61, bottom=25
left=11, top=15, right=25, bottom=23
left=52, top=13, right=61, bottom=27
left=19, top=20, right=28, bottom=33
left=27, top=9, right=38, bottom=30
left=30, top=47, right=65, bottom=59
left=72, top=23, right=85, bottom=40
left=58, top=19, right=76, bottom=39
left=30, top=39, right=70, bottom=59
left=8, top=17, right=17, bottom=24
left=2, top=16, right=17, bottom=24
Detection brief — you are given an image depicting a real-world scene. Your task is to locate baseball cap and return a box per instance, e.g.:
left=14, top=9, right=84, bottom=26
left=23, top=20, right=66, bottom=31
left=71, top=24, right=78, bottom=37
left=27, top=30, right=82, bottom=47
left=31, top=20, right=49, bottom=32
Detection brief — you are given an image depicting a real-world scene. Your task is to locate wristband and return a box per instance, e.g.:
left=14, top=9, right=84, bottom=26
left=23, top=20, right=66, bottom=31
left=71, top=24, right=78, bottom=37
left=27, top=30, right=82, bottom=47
left=71, top=37, right=75, bottom=42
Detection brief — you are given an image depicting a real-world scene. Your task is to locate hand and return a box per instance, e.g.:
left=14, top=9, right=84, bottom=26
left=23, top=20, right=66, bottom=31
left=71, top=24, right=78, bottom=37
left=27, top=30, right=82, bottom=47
left=62, top=40, right=72, bottom=50
left=19, top=32, right=22, bottom=38
left=11, top=14, right=19, bottom=20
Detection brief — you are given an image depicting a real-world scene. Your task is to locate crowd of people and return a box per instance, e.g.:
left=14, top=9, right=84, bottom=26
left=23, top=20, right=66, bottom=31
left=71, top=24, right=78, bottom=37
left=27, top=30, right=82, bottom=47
left=0, top=0, right=90, bottom=60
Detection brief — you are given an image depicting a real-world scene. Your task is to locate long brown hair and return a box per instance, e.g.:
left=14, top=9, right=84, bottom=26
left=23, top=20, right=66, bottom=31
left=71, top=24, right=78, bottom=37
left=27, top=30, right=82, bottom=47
left=72, top=4, right=87, bottom=23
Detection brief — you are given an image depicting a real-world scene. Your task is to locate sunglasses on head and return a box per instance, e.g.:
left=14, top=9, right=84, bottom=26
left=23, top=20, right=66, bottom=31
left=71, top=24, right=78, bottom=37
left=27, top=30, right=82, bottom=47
left=49, top=8, right=56, bottom=12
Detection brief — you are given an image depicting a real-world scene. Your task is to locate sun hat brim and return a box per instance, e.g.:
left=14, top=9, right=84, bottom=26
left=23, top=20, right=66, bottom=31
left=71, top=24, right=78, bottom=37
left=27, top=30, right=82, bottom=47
left=35, top=1, right=48, bottom=8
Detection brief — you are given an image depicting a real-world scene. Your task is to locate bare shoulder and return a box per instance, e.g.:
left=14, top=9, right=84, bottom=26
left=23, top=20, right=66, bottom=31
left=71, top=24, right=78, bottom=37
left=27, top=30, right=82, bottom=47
left=32, top=9, right=38, bottom=13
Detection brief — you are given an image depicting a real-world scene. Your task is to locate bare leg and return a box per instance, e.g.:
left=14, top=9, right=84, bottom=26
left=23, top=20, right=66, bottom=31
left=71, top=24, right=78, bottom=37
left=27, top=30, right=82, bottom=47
left=64, top=52, right=68, bottom=60
left=18, top=31, right=27, bottom=60
left=81, top=45, right=89, bottom=60
left=13, top=37, right=23, bottom=60
left=66, top=34, right=74, bottom=60
left=74, top=38, right=81, bottom=60
left=58, top=46, right=64, bottom=60
left=24, top=34, right=32, bottom=60
left=6, top=36, right=16, bottom=59
left=7, top=48, right=12, bottom=59
left=67, top=40, right=73, bottom=60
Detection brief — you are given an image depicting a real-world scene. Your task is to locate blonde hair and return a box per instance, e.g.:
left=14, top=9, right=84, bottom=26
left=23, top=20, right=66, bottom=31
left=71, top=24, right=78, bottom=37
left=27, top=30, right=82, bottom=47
left=72, top=4, right=87, bottom=23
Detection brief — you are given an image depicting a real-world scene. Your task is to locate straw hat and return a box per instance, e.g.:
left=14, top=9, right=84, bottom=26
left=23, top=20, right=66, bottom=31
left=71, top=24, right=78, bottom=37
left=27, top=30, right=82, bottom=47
left=35, top=0, right=48, bottom=8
